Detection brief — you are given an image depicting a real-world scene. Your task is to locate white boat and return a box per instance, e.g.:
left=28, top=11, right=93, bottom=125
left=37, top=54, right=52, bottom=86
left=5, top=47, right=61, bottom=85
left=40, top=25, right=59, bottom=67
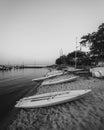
left=63, top=66, right=84, bottom=72
left=19, top=90, right=74, bottom=102
left=90, top=67, right=104, bottom=78
left=15, top=89, right=91, bottom=108
left=32, top=70, right=64, bottom=81
left=41, top=76, right=78, bottom=86
left=46, top=70, right=63, bottom=76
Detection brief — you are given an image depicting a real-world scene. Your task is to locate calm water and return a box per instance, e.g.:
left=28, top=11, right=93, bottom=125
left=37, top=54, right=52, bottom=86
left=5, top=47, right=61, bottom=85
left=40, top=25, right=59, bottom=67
left=0, top=68, right=48, bottom=122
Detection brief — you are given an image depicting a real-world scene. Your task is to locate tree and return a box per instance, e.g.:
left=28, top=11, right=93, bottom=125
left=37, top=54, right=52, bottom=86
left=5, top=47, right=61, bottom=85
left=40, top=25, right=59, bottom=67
left=55, top=55, right=67, bottom=65
left=55, top=58, right=63, bottom=65
left=80, top=23, right=104, bottom=62
left=67, top=50, right=91, bottom=66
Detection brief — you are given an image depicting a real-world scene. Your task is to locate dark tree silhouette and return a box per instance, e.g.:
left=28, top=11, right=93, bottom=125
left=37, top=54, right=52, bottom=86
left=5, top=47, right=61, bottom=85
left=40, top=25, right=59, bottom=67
left=67, top=51, right=87, bottom=58
left=55, top=55, right=67, bottom=65
left=55, top=51, right=91, bottom=66
left=67, top=51, right=91, bottom=66
left=55, top=58, right=63, bottom=65
left=80, top=23, right=104, bottom=62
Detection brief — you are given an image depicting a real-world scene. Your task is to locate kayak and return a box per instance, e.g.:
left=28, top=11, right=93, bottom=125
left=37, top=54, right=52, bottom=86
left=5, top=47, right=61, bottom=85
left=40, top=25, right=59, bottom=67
left=41, top=76, right=78, bottom=86
left=15, top=89, right=91, bottom=108
left=32, top=71, right=64, bottom=81
left=18, top=90, right=75, bottom=102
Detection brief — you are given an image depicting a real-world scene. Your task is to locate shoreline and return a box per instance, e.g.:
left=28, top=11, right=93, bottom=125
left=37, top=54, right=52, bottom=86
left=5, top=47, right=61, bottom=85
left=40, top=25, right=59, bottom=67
left=0, top=81, right=42, bottom=130
left=7, top=72, right=104, bottom=130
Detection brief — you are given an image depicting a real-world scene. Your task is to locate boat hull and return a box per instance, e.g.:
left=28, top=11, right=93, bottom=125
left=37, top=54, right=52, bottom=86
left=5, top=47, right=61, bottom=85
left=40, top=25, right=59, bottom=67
left=41, top=76, right=78, bottom=86
left=32, top=72, right=64, bottom=81
left=15, top=89, right=91, bottom=108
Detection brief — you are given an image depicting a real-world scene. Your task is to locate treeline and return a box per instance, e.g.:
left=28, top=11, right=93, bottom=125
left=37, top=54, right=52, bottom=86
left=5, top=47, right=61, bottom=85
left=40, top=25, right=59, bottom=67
left=55, top=51, right=91, bottom=66
left=56, top=22, right=104, bottom=66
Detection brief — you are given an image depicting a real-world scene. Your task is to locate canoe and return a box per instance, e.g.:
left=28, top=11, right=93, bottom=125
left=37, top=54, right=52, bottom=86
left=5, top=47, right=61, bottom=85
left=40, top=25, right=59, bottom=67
left=41, top=76, right=78, bottom=86
left=15, top=89, right=91, bottom=108
left=32, top=71, right=64, bottom=81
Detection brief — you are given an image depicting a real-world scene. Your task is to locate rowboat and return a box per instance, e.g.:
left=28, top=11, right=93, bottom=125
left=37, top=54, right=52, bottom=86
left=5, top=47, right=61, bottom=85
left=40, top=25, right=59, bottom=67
left=41, top=76, right=78, bottom=86
left=15, top=89, right=91, bottom=108
left=32, top=70, right=65, bottom=81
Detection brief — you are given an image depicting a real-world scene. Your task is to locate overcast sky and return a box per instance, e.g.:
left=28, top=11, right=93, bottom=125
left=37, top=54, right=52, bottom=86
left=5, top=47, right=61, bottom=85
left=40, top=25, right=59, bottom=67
left=0, top=0, right=104, bottom=65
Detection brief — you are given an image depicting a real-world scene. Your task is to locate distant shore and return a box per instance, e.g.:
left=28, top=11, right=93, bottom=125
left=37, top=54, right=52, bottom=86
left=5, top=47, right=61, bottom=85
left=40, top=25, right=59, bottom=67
left=0, top=64, right=56, bottom=71
left=6, top=71, right=104, bottom=130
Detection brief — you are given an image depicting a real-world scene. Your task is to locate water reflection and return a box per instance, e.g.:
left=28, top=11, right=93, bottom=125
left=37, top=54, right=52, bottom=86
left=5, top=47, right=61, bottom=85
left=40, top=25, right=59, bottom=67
left=0, top=68, right=48, bottom=123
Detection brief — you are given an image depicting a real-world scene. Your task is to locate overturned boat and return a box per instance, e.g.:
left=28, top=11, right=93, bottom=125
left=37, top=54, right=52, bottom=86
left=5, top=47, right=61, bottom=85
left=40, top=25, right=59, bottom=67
left=32, top=70, right=65, bottom=81
left=41, top=76, right=78, bottom=86
left=90, top=67, right=104, bottom=78
left=15, top=89, right=91, bottom=108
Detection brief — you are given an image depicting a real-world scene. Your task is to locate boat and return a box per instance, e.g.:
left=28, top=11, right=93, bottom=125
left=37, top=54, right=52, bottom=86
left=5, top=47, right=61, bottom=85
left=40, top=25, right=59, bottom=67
left=90, top=67, right=104, bottom=78
left=32, top=70, right=65, bottom=81
left=19, top=90, right=75, bottom=102
left=15, top=89, right=91, bottom=108
left=41, top=76, right=78, bottom=86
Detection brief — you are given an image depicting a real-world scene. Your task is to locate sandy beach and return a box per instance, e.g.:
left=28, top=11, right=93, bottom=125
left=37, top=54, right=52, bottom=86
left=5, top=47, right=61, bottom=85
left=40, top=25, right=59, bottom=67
left=8, top=72, right=104, bottom=130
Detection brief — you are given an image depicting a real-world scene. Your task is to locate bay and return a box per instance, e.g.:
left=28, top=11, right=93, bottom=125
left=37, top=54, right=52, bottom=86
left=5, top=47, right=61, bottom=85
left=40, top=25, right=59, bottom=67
left=0, top=68, right=48, bottom=123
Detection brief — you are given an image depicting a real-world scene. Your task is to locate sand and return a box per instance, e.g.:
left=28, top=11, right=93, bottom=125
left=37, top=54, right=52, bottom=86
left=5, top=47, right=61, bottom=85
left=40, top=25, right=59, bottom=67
left=8, top=73, right=104, bottom=130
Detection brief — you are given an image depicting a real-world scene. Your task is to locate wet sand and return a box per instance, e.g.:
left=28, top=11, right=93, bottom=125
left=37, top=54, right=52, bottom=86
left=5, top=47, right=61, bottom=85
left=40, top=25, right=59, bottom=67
left=8, top=73, right=104, bottom=130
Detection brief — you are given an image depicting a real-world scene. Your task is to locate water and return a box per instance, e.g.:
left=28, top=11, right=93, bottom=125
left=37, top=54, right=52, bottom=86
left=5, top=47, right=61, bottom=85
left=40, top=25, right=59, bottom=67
left=0, top=68, right=48, bottom=123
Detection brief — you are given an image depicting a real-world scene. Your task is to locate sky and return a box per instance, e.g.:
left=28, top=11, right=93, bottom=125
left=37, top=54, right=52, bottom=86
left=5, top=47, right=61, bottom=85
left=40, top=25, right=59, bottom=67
left=0, top=0, right=104, bottom=65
